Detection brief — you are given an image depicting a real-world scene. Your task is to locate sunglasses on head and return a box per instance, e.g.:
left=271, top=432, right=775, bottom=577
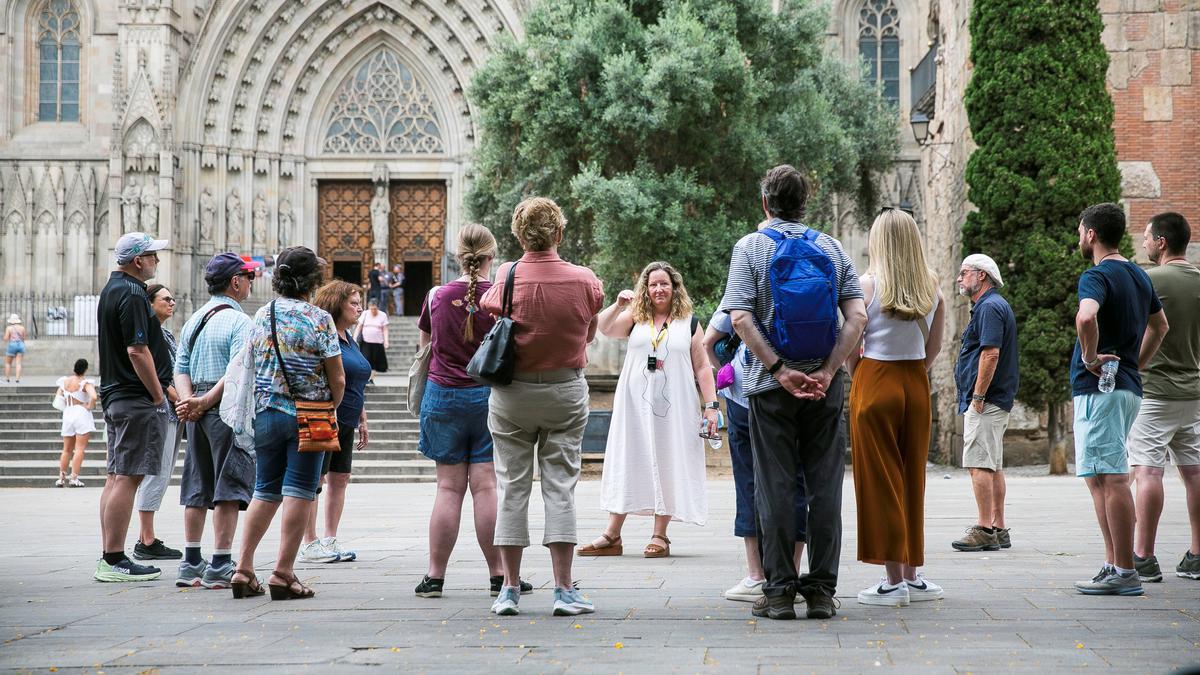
left=878, top=205, right=915, bottom=217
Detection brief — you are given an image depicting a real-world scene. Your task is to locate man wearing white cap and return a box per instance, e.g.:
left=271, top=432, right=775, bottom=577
left=94, top=232, right=171, bottom=582
left=951, top=254, right=1019, bottom=553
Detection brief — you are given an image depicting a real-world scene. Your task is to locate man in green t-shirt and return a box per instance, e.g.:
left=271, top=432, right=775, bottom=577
left=1129, top=212, right=1200, bottom=583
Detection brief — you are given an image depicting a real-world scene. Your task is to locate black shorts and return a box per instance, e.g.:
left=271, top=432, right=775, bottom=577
left=321, top=424, right=355, bottom=475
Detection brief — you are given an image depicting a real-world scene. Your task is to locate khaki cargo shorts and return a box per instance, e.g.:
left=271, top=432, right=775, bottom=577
left=1126, top=398, right=1200, bottom=468
left=962, top=403, right=1011, bottom=471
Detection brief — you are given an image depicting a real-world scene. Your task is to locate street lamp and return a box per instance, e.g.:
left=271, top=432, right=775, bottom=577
left=910, top=111, right=930, bottom=144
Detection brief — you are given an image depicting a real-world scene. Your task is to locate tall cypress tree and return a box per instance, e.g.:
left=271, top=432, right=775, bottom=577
left=963, top=1, right=1121, bottom=473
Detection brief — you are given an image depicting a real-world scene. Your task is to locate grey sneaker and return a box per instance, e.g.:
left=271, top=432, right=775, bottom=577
left=952, top=525, right=999, bottom=552
left=201, top=560, right=236, bottom=589
left=1133, top=554, right=1162, bottom=583
left=1076, top=570, right=1144, bottom=596
left=1177, top=551, right=1200, bottom=580
left=996, top=528, right=1011, bottom=549
left=175, top=560, right=208, bottom=588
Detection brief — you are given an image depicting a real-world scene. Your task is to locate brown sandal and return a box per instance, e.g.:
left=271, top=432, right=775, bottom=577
left=268, top=570, right=315, bottom=600
left=644, top=534, right=671, bottom=558
left=231, top=569, right=265, bottom=599
left=577, top=533, right=624, bottom=557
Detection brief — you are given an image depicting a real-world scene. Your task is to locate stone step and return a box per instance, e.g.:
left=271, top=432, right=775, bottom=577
left=0, top=458, right=435, bottom=477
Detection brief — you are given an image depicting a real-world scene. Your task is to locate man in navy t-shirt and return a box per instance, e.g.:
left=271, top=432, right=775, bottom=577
left=1071, top=203, right=1169, bottom=597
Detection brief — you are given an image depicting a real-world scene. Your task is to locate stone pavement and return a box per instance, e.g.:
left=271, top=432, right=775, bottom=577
left=1, top=474, right=1198, bottom=673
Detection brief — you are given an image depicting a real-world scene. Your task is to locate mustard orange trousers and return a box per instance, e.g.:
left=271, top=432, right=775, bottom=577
left=849, top=358, right=930, bottom=567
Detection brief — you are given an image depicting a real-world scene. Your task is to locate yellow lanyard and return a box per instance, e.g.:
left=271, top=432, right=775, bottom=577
left=649, top=321, right=669, bottom=352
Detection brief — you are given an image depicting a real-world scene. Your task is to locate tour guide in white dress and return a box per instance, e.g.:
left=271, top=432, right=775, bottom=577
left=579, top=261, right=719, bottom=559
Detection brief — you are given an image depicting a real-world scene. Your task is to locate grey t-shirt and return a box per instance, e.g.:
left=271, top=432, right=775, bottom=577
left=719, top=219, right=862, bottom=397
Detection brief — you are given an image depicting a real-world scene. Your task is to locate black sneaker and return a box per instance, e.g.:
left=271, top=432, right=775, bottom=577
left=133, top=539, right=183, bottom=560
left=490, top=575, right=534, bottom=596
left=415, top=575, right=444, bottom=598
left=802, top=590, right=839, bottom=620
left=1134, top=554, right=1163, bottom=583
left=751, top=590, right=797, bottom=620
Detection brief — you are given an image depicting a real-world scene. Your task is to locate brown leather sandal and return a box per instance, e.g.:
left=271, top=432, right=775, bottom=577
left=577, top=533, right=624, bottom=557
left=231, top=569, right=265, bottom=599
left=644, top=534, right=671, bottom=558
left=268, top=570, right=315, bottom=600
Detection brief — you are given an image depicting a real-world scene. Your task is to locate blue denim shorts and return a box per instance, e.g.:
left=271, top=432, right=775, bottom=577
left=1074, top=390, right=1141, bottom=477
left=418, top=379, right=493, bottom=465
left=253, top=408, right=324, bottom=502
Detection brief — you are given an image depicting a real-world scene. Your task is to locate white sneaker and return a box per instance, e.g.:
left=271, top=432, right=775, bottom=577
left=491, top=586, right=520, bottom=616
left=321, top=536, right=357, bottom=562
left=904, top=573, right=944, bottom=601
left=857, top=579, right=910, bottom=607
left=552, top=587, right=595, bottom=616
left=298, top=539, right=337, bottom=563
left=724, top=576, right=765, bottom=602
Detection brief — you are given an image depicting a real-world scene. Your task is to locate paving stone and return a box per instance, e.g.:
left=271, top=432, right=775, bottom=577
left=1, top=478, right=1197, bottom=671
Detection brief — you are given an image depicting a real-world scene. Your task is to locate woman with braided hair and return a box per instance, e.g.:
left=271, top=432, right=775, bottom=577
left=414, top=224, right=531, bottom=598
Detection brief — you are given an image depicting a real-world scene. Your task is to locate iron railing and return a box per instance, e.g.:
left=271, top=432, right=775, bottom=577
left=0, top=293, right=197, bottom=339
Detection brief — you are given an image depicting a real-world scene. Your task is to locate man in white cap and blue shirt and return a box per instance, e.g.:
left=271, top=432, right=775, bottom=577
left=951, top=254, right=1019, bottom=553
left=95, top=232, right=172, bottom=581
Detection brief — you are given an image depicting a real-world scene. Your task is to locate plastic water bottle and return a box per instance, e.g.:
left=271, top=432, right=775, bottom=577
left=1098, top=360, right=1119, bottom=394
left=700, top=412, right=723, bottom=450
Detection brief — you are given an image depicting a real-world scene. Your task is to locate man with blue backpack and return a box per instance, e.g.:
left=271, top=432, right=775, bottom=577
left=721, top=164, right=867, bottom=620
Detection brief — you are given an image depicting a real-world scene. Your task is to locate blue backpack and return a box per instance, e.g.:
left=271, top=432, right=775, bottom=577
left=758, top=227, right=839, bottom=361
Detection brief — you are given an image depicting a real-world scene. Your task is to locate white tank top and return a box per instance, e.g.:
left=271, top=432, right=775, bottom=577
left=862, top=278, right=938, bottom=361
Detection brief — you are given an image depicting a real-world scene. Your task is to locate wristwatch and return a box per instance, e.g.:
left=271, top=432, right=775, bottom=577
left=703, top=401, right=720, bottom=410
left=971, top=394, right=986, bottom=402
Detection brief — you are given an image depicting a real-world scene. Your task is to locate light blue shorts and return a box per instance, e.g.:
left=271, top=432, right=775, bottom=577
left=1073, top=391, right=1141, bottom=477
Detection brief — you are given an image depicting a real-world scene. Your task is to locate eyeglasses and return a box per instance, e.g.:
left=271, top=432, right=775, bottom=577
left=879, top=206, right=915, bottom=217
left=137, top=252, right=159, bottom=262
left=160, top=297, right=176, bottom=304
left=238, top=272, right=256, bottom=280
left=956, top=269, right=984, bottom=279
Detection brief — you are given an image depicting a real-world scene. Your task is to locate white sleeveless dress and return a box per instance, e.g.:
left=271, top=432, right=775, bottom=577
left=599, top=317, right=708, bottom=525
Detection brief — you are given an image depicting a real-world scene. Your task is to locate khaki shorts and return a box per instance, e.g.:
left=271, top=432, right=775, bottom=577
left=962, top=403, right=1010, bottom=471
left=1126, top=397, right=1200, bottom=468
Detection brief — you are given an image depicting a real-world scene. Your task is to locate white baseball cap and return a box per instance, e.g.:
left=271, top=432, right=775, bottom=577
left=115, top=232, right=169, bottom=265
left=961, top=254, right=1004, bottom=287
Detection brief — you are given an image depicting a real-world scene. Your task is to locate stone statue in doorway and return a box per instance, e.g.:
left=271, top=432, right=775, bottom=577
left=252, top=190, right=268, bottom=248
left=370, top=184, right=390, bottom=251
left=121, top=177, right=140, bottom=233
left=199, top=187, right=216, bottom=243
left=226, top=187, right=243, bottom=247
left=140, top=179, right=158, bottom=235
left=277, top=196, right=294, bottom=248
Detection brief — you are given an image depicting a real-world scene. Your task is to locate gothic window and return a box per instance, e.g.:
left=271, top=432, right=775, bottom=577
left=323, top=49, right=445, bottom=154
left=858, top=0, right=900, bottom=105
left=36, top=0, right=82, bottom=122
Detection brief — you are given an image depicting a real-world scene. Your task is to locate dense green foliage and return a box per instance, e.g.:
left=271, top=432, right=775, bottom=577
left=963, top=1, right=1121, bottom=410
left=466, top=0, right=897, bottom=314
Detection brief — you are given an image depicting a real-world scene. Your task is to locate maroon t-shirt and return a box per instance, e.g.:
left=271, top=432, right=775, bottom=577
left=418, top=280, right=496, bottom=388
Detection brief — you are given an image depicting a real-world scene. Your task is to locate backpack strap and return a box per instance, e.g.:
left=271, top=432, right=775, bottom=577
left=690, top=316, right=699, bottom=335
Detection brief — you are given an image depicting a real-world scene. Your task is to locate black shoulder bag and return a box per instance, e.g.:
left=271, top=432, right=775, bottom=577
left=467, top=261, right=520, bottom=385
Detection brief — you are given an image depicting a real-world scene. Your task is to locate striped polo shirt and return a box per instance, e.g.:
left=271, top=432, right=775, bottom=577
left=174, top=295, right=253, bottom=386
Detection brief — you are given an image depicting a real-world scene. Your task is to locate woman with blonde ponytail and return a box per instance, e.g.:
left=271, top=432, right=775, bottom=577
left=847, top=208, right=946, bottom=607
left=414, top=224, right=531, bottom=598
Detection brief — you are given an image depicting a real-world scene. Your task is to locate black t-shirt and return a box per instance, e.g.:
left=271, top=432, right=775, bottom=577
left=368, top=268, right=382, bottom=290
left=97, top=271, right=173, bottom=407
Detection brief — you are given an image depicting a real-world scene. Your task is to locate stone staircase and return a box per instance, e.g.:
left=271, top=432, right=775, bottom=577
left=0, top=317, right=436, bottom=488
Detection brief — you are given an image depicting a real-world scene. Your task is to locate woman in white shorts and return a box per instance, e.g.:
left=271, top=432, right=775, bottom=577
left=57, top=358, right=97, bottom=487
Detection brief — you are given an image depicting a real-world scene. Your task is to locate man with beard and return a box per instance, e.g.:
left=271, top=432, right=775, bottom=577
left=1071, top=203, right=1168, bottom=596
left=951, top=254, right=1019, bottom=553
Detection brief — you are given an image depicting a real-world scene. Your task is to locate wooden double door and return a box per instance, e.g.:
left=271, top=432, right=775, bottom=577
left=316, top=180, right=445, bottom=315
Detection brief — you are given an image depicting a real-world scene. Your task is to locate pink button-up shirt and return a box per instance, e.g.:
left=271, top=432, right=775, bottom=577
left=480, top=250, right=605, bottom=372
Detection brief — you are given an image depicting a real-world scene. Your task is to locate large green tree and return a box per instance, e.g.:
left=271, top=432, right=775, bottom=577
left=466, top=0, right=897, bottom=314
left=963, top=1, right=1121, bottom=473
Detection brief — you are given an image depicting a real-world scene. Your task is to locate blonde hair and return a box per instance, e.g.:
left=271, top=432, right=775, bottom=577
left=457, top=224, right=498, bottom=342
left=866, top=209, right=938, bottom=321
left=631, top=261, right=694, bottom=325
left=511, top=197, right=565, bottom=252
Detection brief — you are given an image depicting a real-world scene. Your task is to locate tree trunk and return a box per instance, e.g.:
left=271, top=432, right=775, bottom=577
left=1047, top=402, right=1069, bottom=475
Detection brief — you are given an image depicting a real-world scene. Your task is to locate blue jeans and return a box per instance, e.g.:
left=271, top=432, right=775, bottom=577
left=726, top=398, right=807, bottom=540
left=253, top=408, right=323, bottom=502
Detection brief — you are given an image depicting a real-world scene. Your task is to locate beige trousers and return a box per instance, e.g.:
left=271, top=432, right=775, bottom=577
left=489, top=370, right=589, bottom=547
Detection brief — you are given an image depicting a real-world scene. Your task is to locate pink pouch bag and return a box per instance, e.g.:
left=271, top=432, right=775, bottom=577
left=716, top=363, right=735, bottom=390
